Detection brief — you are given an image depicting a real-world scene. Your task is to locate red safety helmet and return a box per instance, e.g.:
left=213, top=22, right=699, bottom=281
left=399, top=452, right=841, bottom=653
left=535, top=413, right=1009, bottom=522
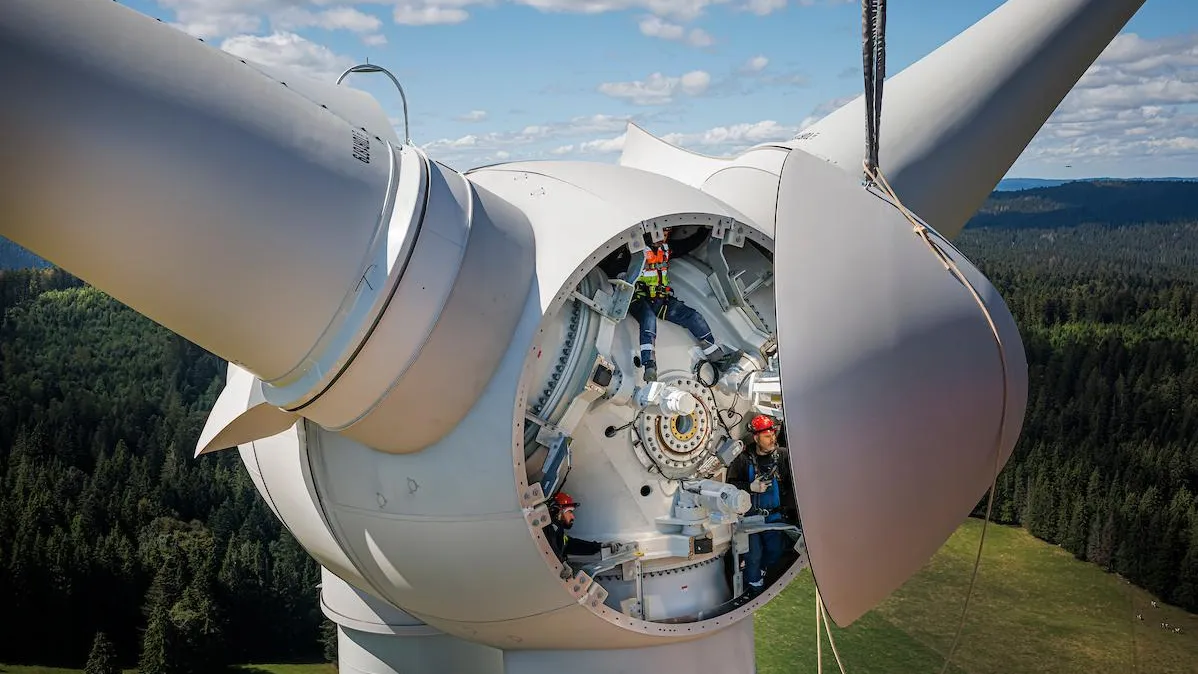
left=748, top=414, right=777, bottom=435
left=552, top=492, right=580, bottom=509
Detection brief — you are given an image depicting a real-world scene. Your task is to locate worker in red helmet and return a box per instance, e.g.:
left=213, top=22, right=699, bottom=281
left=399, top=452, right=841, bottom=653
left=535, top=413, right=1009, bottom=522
left=727, top=414, right=795, bottom=594
left=544, top=491, right=604, bottom=568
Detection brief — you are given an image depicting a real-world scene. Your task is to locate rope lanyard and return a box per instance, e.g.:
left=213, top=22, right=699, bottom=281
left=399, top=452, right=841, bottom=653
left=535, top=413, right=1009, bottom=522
left=814, top=2, right=1012, bottom=672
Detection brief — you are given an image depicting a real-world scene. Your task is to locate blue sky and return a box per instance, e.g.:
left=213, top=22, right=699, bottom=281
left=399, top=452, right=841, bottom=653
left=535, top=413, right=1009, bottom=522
left=122, top=0, right=1197, bottom=178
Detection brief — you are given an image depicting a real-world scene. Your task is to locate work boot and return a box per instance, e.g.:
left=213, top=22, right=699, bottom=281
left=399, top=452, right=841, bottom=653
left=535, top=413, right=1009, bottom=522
left=643, top=363, right=657, bottom=382
left=707, top=345, right=745, bottom=375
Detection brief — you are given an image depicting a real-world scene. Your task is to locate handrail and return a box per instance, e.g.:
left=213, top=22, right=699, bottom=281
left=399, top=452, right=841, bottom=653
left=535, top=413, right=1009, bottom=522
left=336, top=64, right=411, bottom=145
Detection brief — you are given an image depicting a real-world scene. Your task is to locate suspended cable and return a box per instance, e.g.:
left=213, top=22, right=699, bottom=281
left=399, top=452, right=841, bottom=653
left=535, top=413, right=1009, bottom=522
left=816, top=587, right=848, bottom=674
left=864, top=160, right=1008, bottom=674
left=861, top=0, right=876, bottom=177
left=861, top=0, right=887, bottom=182
left=816, top=585, right=823, bottom=674
left=856, top=2, right=1005, bottom=670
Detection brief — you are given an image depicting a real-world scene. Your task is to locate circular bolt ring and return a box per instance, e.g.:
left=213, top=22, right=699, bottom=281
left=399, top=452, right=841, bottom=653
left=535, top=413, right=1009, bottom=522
left=638, top=375, right=720, bottom=473
left=669, top=413, right=700, bottom=442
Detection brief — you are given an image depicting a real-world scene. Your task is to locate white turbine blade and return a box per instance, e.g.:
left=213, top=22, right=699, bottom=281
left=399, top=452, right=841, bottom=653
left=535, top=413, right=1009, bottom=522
left=791, top=0, right=1147, bottom=239
left=196, top=363, right=299, bottom=456
left=0, top=0, right=406, bottom=385
left=773, top=148, right=1028, bottom=626
left=619, top=122, right=735, bottom=188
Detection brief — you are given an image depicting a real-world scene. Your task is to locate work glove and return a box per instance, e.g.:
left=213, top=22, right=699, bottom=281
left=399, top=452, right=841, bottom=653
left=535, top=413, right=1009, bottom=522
left=750, top=477, right=769, bottom=493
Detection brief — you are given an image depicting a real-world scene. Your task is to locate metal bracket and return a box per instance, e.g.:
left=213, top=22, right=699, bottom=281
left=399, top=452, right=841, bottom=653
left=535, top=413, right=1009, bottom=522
left=737, top=515, right=803, bottom=539
left=577, top=546, right=644, bottom=578
left=760, top=335, right=778, bottom=358
left=642, top=220, right=668, bottom=243
left=741, top=269, right=773, bottom=296
left=520, top=483, right=546, bottom=508
left=711, top=217, right=746, bottom=247
left=744, top=370, right=784, bottom=420
left=565, top=570, right=594, bottom=600
left=545, top=355, right=612, bottom=444
left=525, top=412, right=566, bottom=442
left=537, top=435, right=572, bottom=499
left=581, top=581, right=609, bottom=611
left=523, top=503, right=552, bottom=529
left=634, top=556, right=646, bottom=619
left=570, top=289, right=607, bottom=317
left=572, top=281, right=637, bottom=323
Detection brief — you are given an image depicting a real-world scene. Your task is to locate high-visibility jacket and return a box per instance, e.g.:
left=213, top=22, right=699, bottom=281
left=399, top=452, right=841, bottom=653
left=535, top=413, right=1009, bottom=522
left=636, top=244, right=670, bottom=298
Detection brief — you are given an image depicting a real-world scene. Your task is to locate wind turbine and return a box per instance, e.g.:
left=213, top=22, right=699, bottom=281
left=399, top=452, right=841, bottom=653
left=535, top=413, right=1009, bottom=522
left=0, top=1, right=1145, bottom=672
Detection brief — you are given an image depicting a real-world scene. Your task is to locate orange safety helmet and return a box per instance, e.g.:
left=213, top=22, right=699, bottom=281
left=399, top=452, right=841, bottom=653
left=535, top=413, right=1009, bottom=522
left=748, top=414, right=777, bottom=435
left=551, top=492, right=580, bottom=509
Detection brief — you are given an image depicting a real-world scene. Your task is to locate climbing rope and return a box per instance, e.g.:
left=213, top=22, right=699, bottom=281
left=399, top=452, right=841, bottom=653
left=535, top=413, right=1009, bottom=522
left=816, top=586, right=823, bottom=673
left=864, top=158, right=1009, bottom=673
left=816, top=587, right=848, bottom=674
left=811, top=0, right=1011, bottom=670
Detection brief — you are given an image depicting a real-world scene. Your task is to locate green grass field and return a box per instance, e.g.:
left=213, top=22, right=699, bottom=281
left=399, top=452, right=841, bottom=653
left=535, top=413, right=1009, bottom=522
left=5, top=520, right=1196, bottom=674
left=756, top=519, right=1198, bottom=674
left=0, top=666, right=337, bottom=674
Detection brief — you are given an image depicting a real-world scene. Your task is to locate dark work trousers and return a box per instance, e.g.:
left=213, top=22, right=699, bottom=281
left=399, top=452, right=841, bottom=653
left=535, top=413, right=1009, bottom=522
left=745, top=513, right=786, bottom=589
left=630, top=294, right=714, bottom=368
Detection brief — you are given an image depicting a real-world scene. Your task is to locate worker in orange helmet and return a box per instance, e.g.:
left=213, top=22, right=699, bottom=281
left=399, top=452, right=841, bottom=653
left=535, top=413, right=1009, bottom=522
left=629, top=228, right=742, bottom=382
left=544, top=491, right=604, bottom=568
left=727, top=414, right=795, bottom=593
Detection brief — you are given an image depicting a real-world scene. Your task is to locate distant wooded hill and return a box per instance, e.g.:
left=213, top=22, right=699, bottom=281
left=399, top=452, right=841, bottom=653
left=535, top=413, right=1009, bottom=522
left=975, top=179, right=1198, bottom=229
left=4, top=179, right=1198, bottom=271
left=995, top=177, right=1196, bottom=191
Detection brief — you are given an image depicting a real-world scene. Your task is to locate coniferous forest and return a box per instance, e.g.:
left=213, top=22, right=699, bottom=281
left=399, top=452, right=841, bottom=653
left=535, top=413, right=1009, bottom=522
left=1, top=179, right=1196, bottom=669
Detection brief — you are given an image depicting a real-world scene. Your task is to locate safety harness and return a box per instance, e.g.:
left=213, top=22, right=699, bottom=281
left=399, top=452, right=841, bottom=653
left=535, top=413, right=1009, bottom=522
left=635, top=243, right=672, bottom=301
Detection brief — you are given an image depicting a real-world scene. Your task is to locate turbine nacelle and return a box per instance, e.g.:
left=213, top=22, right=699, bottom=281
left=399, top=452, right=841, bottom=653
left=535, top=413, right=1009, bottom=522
left=1, top=0, right=1148, bottom=671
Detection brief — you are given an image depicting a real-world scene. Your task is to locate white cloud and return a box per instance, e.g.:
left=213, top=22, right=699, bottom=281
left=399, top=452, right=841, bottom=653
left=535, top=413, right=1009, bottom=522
left=275, top=6, right=383, bottom=33
left=516, top=0, right=725, bottom=22
left=1017, top=32, right=1198, bottom=169
left=219, top=31, right=356, bottom=81
left=743, top=0, right=786, bottom=15
left=149, top=0, right=798, bottom=39
left=598, top=70, right=712, bottom=105
left=549, top=134, right=630, bottom=155
left=421, top=113, right=636, bottom=165
left=456, top=110, right=489, bottom=122
left=661, top=119, right=795, bottom=150
left=157, top=0, right=277, bottom=38
left=637, top=16, right=714, bottom=47
left=553, top=118, right=794, bottom=160
left=155, top=1, right=385, bottom=38
left=363, top=33, right=388, bottom=45
left=553, top=134, right=620, bottom=156
left=392, top=4, right=471, bottom=25
left=742, top=55, right=769, bottom=73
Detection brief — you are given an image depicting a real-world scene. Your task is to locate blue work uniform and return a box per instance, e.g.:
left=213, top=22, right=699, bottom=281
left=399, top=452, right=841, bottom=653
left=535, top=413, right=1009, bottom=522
left=728, top=447, right=793, bottom=590
left=629, top=243, right=718, bottom=370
